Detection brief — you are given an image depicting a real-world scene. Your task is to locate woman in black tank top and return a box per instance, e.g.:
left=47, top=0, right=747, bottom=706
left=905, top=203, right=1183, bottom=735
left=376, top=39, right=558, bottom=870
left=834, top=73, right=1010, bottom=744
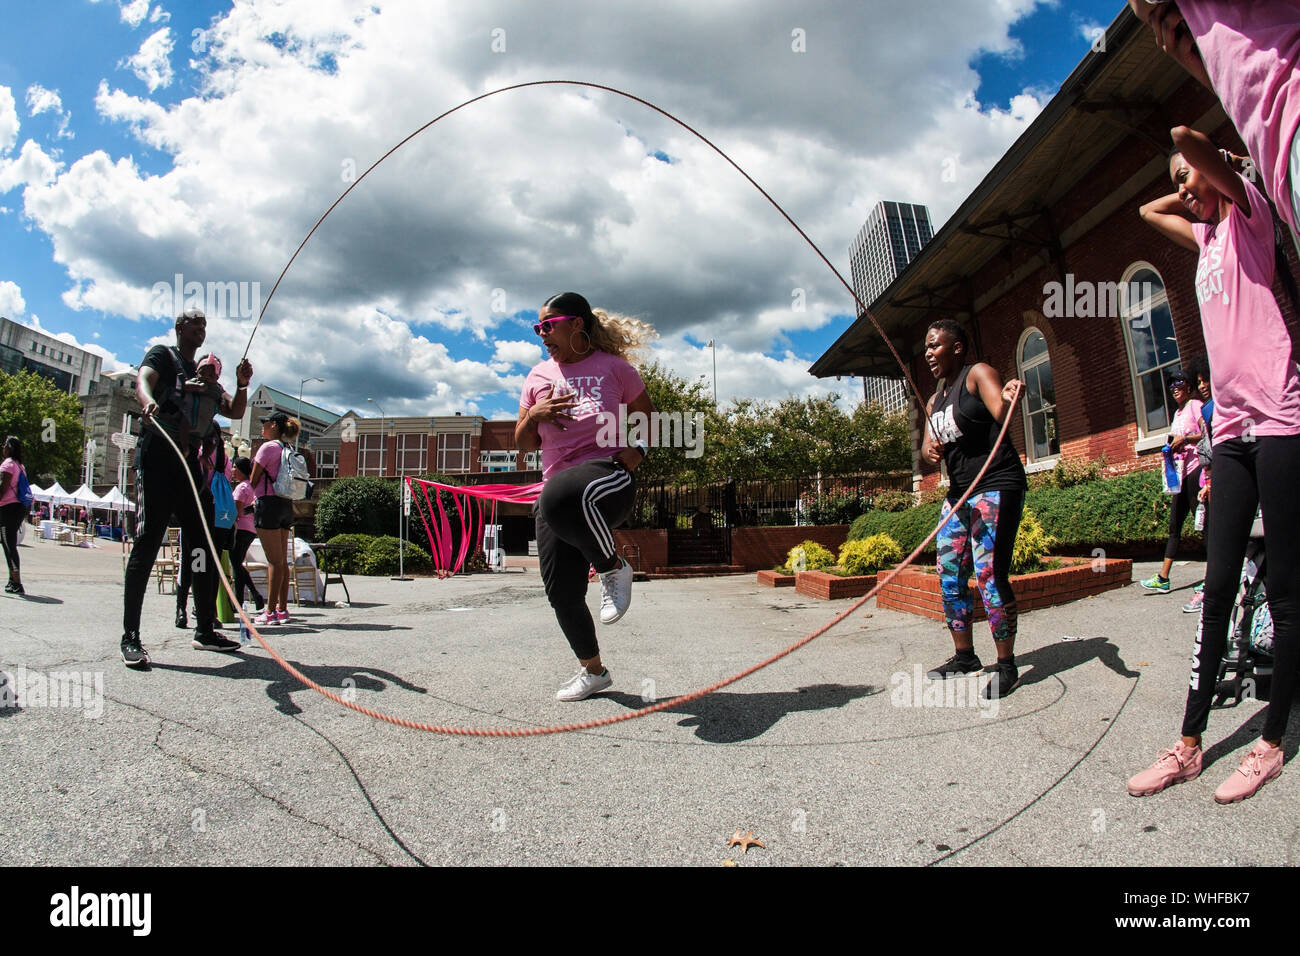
left=922, top=320, right=1028, bottom=700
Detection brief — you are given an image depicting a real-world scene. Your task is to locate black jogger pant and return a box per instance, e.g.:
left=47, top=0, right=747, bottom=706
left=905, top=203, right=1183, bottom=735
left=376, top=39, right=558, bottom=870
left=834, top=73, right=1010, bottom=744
left=0, top=502, right=26, bottom=577
left=1165, top=464, right=1203, bottom=561
left=535, top=458, right=636, bottom=661
left=1183, top=436, right=1300, bottom=743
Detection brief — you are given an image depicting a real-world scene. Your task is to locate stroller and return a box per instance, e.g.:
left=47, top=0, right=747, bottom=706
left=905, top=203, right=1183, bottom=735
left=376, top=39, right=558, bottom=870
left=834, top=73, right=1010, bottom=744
left=1214, top=509, right=1276, bottom=707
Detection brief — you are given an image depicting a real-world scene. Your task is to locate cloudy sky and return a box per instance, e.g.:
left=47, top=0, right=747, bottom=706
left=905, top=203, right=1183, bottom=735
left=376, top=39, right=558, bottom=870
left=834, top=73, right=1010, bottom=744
left=1, top=0, right=1122, bottom=425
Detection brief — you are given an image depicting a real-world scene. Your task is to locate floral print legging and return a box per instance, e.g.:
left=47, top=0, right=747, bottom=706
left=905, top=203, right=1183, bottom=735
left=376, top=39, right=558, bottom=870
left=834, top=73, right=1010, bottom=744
left=936, top=489, right=1024, bottom=643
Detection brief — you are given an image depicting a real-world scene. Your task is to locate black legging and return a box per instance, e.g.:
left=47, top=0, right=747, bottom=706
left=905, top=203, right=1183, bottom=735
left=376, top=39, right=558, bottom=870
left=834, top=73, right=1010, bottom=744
left=535, top=458, right=636, bottom=660
left=1165, top=463, right=1204, bottom=560
left=0, top=502, right=26, bottom=578
left=1183, top=436, right=1300, bottom=743
left=230, top=529, right=263, bottom=607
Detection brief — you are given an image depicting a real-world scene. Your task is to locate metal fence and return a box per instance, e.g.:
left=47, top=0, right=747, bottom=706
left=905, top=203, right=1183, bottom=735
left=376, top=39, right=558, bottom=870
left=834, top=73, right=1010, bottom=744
left=627, top=471, right=913, bottom=529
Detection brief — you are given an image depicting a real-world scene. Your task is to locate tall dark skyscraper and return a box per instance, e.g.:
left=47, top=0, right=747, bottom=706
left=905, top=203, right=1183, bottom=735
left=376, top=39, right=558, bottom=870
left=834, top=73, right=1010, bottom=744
left=850, top=200, right=934, bottom=311
left=848, top=201, right=933, bottom=413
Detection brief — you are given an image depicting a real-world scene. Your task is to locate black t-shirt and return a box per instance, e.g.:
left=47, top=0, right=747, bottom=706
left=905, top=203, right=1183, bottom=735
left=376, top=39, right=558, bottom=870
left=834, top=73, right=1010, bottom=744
left=136, top=345, right=198, bottom=463
left=928, top=365, right=1027, bottom=499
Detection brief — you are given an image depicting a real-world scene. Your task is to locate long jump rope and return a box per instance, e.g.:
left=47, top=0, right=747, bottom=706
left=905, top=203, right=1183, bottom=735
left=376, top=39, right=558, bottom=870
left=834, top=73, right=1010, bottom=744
left=151, top=80, right=1023, bottom=737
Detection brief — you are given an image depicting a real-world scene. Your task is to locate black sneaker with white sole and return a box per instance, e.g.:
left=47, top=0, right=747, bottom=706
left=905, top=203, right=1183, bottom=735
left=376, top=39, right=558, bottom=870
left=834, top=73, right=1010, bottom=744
left=192, top=631, right=241, bottom=653
left=926, top=653, right=983, bottom=680
left=121, top=633, right=150, bottom=669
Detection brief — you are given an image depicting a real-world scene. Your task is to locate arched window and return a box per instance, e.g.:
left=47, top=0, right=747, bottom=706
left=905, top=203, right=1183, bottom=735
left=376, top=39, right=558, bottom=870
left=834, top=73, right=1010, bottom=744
left=1120, top=263, right=1182, bottom=439
left=1018, top=328, right=1058, bottom=462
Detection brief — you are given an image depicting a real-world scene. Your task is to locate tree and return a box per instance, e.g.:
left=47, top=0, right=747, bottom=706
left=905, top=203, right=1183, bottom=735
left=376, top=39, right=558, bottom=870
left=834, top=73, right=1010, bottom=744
left=633, top=360, right=722, bottom=486
left=0, top=370, right=86, bottom=487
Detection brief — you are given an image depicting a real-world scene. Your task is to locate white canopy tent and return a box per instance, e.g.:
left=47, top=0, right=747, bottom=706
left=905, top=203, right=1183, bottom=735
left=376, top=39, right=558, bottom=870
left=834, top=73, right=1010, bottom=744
left=69, top=484, right=104, bottom=509
left=34, top=481, right=73, bottom=505
left=98, top=486, right=136, bottom=512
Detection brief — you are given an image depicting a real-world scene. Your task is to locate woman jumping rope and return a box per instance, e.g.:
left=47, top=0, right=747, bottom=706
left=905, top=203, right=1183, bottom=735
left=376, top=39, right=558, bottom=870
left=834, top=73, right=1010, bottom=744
left=1130, top=125, right=1300, bottom=803
left=516, top=292, right=655, bottom=701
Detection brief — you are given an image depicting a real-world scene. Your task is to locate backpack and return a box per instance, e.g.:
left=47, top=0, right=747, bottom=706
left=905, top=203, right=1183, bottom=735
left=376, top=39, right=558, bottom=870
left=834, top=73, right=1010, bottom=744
left=14, top=467, right=32, bottom=511
left=211, top=470, right=236, bottom=529
left=152, top=347, right=221, bottom=448
left=270, top=441, right=311, bottom=500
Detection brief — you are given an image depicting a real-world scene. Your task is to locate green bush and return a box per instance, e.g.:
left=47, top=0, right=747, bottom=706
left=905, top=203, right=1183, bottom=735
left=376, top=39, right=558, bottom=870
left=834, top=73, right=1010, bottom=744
left=917, top=485, right=948, bottom=507
left=325, top=533, right=373, bottom=574
left=1011, top=509, right=1055, bottom=574
left=872, top=489, right=914, bottom=512
left=783, top=540, right=835, bottom=573
left=848, top=502, right=945, bottom=556
left=1027, top=455, right=1107, bottom=491
left=315, top=477, right=400, bottom=540
left=358, top=535, right=433, bottom=576
left=839, top=534, right=903, bottom=575
left=326, top=533, right=433, bottom=575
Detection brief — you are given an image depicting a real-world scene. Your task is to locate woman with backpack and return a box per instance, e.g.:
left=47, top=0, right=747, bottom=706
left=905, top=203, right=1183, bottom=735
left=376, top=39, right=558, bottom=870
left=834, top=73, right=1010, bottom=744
left=0, top=436, right=31, bottom=595
left=249, top=412, right=300, bottom=625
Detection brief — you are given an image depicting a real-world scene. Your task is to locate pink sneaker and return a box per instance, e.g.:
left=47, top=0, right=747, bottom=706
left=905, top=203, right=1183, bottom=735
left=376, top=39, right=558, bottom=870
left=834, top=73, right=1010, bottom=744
left=253, top=610, right=278, bottom=627
left=275, top=609, right=291, bottom=624
left=1128, top=741, right=1203, bottom=796
left=1213, top=742, right=1283, bottom=804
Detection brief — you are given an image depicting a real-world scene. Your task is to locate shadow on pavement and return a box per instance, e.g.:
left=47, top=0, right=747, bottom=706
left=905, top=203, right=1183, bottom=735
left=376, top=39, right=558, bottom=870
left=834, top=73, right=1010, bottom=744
left=603, top=682, right=882, bottom=743
left=1016, top=636, right=1139, bottom=688
left=151, top=654, right=428, bottom=716
left=4, top=593, right=62, bottom=605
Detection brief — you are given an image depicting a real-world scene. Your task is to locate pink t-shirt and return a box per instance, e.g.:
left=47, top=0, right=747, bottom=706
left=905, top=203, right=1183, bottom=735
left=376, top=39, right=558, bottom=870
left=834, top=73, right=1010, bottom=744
left=253, top=440, right=283, bottom=498
left=233, top=480, right=256, bottom=532
left=519, top=351, right=648, bottom=479
left=1192, top=174, right=1300, bottom=444
left=1181, top=2, right=1300, bottom=232
left=0, top=459, right=22, bottom=507
left=1170, top=398, right=1205, bottom=474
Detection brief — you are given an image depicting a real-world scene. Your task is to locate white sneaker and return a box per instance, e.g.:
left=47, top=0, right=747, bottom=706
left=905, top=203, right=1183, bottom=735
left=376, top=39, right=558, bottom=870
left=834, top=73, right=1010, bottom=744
left=598, top=558, right=633, bottom=624
left=555, top=667, right=613, bottom=701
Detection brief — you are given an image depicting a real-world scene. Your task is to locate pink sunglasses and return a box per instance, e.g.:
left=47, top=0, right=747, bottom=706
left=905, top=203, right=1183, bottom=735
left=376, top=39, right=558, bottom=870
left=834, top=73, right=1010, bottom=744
left=533, top=315, right=580, bottom=336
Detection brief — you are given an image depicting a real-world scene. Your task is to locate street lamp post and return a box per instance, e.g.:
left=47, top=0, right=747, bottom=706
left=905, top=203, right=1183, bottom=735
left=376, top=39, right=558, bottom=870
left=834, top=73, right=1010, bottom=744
left=297, top=377, right=323, bottom=452
left=368, top=398, right=411, bottom=582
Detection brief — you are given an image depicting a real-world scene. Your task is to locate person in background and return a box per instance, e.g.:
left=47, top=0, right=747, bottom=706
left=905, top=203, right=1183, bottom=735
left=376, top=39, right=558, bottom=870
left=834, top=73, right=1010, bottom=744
left=1183, top=354, right=1215, bottom=614
left=1140, top=366, right=1204, bottom=594
left=230, top=456, right=265, bottom=612
left=248, top=413, right=300, bottom=626
left=0, top=437, right=30, bottom=595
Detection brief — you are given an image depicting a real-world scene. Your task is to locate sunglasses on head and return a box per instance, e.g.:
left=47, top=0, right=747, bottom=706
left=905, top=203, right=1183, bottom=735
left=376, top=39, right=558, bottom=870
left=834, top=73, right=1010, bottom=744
left=533, top=315, right=580, bottom=336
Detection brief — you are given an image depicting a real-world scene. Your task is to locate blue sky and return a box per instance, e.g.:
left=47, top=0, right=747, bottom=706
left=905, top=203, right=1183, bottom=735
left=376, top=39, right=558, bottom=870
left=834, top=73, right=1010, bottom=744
left=0, top=0, right=1127, bottom=426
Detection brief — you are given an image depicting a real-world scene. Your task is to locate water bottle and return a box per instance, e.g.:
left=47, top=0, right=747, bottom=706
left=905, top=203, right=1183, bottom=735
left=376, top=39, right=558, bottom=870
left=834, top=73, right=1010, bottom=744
left=1194, top=502, right=1205, bottom=532
left=239, top=601, right=252, bottom=645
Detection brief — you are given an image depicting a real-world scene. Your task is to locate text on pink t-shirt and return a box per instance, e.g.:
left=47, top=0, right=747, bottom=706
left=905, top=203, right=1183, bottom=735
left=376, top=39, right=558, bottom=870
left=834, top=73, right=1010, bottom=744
left=1191, top=174, right=1300, bottom=444
left=519, top=351, right=648, bottom=479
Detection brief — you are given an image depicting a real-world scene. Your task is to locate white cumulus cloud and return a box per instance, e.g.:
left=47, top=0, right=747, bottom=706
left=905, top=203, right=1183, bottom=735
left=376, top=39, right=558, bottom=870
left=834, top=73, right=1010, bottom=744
left=124, top=27, right=174, bottom=91
left=0, top=280, right=26, bottom=317
left=0, top=86, right=18, bottom=155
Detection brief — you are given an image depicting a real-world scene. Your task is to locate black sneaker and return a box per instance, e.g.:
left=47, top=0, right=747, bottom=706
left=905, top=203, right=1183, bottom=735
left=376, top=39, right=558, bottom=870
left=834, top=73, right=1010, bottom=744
left=927, top=653, right=983, bottom=680
left=175, top=607, right=188, bottom=628
left=192, top=631, right=241, bottom=653
left=121, top=633, right=151, bottom=669
left=983, top=660, right=1021, bottom=700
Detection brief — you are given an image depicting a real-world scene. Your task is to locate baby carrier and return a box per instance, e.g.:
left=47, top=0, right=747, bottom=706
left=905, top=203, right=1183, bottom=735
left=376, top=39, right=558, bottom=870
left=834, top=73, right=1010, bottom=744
left=1214, top=509, right=1275, bottom=707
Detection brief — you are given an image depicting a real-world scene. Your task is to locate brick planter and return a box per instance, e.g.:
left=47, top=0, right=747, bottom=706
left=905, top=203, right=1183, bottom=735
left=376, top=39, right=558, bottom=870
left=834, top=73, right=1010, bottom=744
left=756, top=570, right=797, bottom=587
left=794, top=569, right=879, bottom=600
left=875, top=557, right=1133, bottom=620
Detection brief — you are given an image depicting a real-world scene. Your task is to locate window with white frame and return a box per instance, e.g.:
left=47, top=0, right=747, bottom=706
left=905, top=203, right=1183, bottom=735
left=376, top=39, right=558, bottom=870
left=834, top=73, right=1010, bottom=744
left=359, top=434, right=385, bottom=475
left=1121, top=263, right=1182, bottom=437
left=438, top=433, right=471, bottom=473
left=315, top=450, right=338, bottom=479
left=397, top=433, right=427, bottom=475
left=524, top=450, right=542, bottom=471
left=1017, top=328, right=1059, bottom=462
left=479, top=450, right=518, bottom=472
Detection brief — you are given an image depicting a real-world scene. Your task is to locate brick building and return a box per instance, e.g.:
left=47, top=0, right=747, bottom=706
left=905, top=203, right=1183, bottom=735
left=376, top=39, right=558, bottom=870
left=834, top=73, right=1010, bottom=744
left=811, top=7, right=1300, bottom=492
left=311, top=412, right=537, bottom=479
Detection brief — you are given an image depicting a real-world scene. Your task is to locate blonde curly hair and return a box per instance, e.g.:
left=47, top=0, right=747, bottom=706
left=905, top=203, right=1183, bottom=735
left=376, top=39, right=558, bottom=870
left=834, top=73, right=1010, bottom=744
left=543, top=291, right=657, bottom=364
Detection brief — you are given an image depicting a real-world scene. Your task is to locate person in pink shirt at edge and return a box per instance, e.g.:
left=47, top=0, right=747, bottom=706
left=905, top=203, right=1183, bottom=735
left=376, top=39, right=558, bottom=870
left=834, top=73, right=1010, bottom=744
left=1139, top=367, right=1203, bottom=592
left=517, top=292, right=656, bottom=702
left=1131, top=125, right=1300, bottom=804
left=0, top=436, right=30, bottom=595
left=1128, top=0, right=1300, bottom=254
left=230, top=456, right=265, bottom=612
left=248, top=412, right=301, bottom=626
